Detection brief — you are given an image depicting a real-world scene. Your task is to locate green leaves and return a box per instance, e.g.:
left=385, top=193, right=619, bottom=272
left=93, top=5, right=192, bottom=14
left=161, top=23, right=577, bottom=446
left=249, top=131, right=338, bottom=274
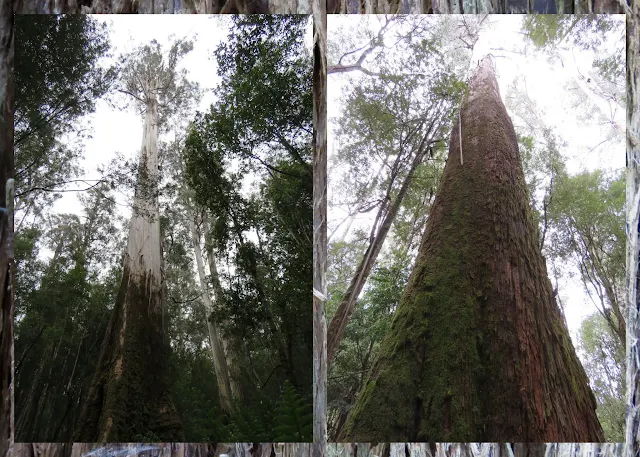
left=272, top=381, right=313, bottom=441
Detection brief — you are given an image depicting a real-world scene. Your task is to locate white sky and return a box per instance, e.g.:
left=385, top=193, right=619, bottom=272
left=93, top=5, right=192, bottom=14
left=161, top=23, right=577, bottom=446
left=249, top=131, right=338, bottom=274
left=327, top=15, right=626, bottom=347
left=51, top=15, right=227, bottom=219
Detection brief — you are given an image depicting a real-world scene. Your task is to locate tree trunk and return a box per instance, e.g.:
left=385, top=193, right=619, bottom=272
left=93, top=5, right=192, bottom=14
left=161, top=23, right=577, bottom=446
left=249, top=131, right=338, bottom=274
left=327, top=131, right=434, bottom=369
left=0, top=4, right=13, bottom=455
left=340, top=56, right=603, bottom=442
left=202, top=215, right=243, bottom=401
left=312, top=3, right=327, bottom=456
left=626, top=2, right=640, bottom=457
left=73, top=86, right=182, bottom=441
left=189, top=216, right=234, bottom=413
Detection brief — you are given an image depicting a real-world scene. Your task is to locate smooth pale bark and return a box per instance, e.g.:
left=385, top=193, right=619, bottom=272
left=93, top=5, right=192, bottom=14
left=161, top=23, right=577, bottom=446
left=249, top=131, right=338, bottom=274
left=626, top=2, right=640, bottom=457
left=326, top=130, right=438, bottom=369
left=312, top=2, right=327, bottom=456
left=0, top=4, right=13, bottom=455
left=73, top=84, right=182, bottom=441
left=189, top=216, right=233, bottom=413
left=202, top=216, right=243, bottom=401
left=341, top=56, right=603, bottom=442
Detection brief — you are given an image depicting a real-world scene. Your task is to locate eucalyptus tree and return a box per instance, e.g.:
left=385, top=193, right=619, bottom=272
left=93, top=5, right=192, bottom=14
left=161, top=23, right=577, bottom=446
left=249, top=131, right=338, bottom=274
left=327, top=15, right=470, bottom=368
left=521, top=15, right=625, bottom=139
left=341, top=56, right=603, bottom=442
left=14, top=15, right=115, bottom=232
left=73, top=38, right=199, bottom=442
left=14, top=184, right=122, bottom=442
left=578, top=313, right=625, bottom=441
left=184, top=15, right=312, bottom=402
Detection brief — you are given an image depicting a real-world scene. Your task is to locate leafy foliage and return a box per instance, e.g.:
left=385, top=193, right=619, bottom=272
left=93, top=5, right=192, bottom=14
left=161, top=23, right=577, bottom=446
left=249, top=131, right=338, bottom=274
left=577, top=313, right=625, bottom=441
left=15, top=15, right=115, bottom=227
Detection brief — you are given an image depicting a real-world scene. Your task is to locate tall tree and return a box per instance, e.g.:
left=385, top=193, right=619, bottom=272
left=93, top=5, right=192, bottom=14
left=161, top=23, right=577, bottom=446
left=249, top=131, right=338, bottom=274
left=14, top=15, right=114, bottom=231
left=73, top=39, right=198, bottom=442
left=340, top=56, right=603, bottom=442
left=327, top=16, right=469, bottom=369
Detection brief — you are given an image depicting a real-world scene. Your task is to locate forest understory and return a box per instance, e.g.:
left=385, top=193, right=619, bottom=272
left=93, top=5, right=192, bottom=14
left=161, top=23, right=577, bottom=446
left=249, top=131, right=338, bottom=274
left=13, top=14, right=313, bottom=442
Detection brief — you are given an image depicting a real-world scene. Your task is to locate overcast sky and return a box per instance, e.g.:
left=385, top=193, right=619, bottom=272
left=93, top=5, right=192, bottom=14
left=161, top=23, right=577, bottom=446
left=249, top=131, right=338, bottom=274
left=327, top=15, right=626, bottom=346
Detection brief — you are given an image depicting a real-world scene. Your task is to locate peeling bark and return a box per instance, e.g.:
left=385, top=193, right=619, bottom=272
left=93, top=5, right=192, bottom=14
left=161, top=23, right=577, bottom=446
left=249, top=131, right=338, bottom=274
left=312, top=0, right=327, bottom=455
left=73, top=83, right=182, bottom=441
left=327, top=0, right=621, bottom=13
left=202, top=215, right=243, bottom=402
left=0, top=2, right=13, bottom=455
left=341, top=56, right=603, bottom=442
left=189, top=216, right=233, bottom=413
left=12, top=0, right=310, bottom=12
left=626, top=1, right=640, bottom=456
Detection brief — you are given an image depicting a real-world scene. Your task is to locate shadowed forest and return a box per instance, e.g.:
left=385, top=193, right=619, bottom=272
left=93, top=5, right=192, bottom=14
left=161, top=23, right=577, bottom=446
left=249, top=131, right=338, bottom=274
left=327, top=15, right=625, bottom=441
left=14, top=15, right=312, bottom=442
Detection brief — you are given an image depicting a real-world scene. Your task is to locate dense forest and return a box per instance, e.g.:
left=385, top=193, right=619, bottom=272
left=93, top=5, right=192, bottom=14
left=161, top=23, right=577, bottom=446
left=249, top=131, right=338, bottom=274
left=326, top=15, right=625, bottom=441
left=13, top=14, right=312, bottom=442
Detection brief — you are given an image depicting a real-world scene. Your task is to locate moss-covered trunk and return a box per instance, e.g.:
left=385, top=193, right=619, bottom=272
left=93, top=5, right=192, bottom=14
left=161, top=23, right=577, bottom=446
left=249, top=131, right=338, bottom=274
left=73, top=87, right=182, bottom=441
left=341, top=56, right=603, bottom=442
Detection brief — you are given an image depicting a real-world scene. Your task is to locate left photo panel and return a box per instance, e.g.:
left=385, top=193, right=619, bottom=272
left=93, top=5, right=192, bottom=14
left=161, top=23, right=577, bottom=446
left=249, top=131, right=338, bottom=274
left=12, top=14, right=313, bottom=442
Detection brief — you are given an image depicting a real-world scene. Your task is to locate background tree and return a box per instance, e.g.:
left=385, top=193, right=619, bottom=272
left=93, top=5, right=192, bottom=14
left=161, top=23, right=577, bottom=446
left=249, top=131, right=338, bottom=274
left=14, top=15, right=115, bottom=233
left=327, top=15, right=470, bottom=369
left=578, top=313, right=625, bottom=441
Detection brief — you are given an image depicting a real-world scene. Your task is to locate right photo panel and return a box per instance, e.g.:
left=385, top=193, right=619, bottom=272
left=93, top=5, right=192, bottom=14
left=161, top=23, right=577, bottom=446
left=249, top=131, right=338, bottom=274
left=326, top=15, right=626, bottom=442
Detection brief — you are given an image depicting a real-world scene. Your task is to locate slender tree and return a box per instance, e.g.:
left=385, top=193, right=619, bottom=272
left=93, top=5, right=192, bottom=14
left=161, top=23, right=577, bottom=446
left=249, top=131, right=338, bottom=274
left=189, top=210, right=233, bottom=413
left=341, top=56, right=603, bottom=442
left=73, top=39, right=198, bottom=442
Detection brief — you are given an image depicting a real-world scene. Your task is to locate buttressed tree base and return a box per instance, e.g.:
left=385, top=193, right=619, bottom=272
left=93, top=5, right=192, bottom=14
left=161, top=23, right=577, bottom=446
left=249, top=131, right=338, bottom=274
left=340, top=55, right=604, bottom=442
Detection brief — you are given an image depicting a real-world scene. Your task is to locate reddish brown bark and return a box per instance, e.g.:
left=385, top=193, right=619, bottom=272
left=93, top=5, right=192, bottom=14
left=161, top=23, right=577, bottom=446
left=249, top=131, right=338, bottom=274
left=341, top=56, right=603, bottom=442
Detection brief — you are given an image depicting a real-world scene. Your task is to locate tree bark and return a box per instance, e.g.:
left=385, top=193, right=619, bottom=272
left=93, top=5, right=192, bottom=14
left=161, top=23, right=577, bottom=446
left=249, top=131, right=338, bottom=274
left=73, top=84, right=182, bottom=441
left=626, top=1, right=640, bottom=456
left=0, top=4, right=13, bottom=455
left=327, top=0, right=622, bottom=13
left=189, top=216, right=234, bottom=413
left=326, top=130, right=436, bottom=369
left=12, top=0, right=308, bottom=12
left=340, top=56, right=603, bottom=442
left=202, top=215, right=243, bottom=402
left=312, top=2, right=327, bottom=456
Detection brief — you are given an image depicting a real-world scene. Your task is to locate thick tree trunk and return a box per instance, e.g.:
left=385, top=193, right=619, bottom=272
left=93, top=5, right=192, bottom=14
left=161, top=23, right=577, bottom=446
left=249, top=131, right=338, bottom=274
left=626, top=1, right=640, bottom=456
left=73, top=89, right=182, bottom=441
left=341, top=56, right=603, bottom=442
left=0, top=5, right=13, bottom=455
left=189, top=216, right=234, bottom=413
left=202, top=216, right=243, bottom=401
